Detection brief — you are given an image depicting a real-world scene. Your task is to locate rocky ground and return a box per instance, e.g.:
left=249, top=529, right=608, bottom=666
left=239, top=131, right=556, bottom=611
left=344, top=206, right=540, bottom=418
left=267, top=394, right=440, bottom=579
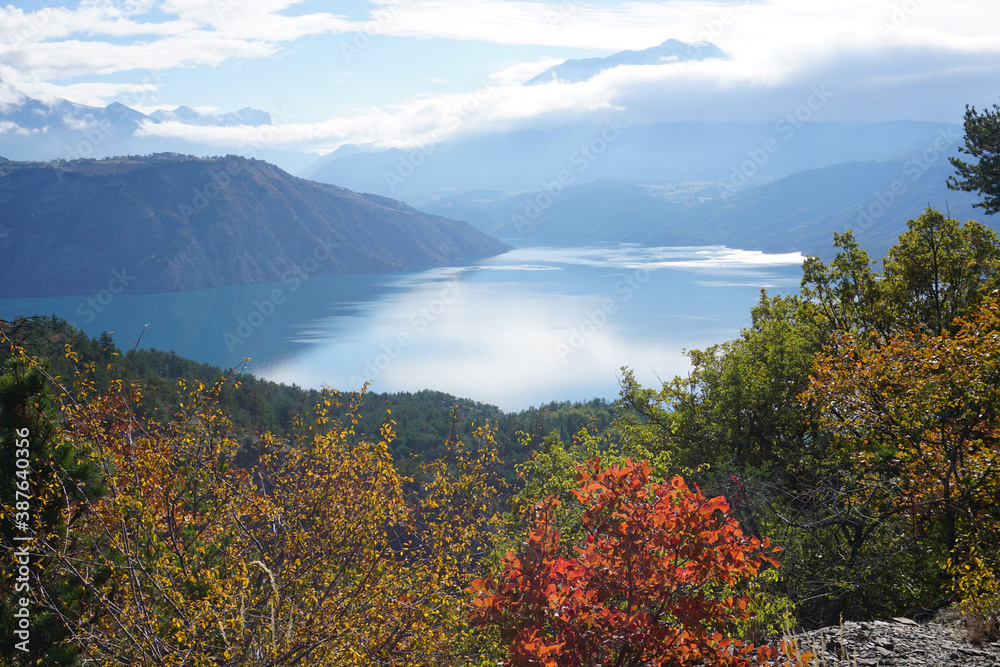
left=782, top=616, right=1000, bottom=666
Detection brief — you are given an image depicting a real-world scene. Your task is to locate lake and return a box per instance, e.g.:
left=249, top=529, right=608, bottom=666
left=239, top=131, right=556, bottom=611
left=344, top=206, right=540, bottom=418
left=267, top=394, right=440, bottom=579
left=0, top=244, right=804, bottom=411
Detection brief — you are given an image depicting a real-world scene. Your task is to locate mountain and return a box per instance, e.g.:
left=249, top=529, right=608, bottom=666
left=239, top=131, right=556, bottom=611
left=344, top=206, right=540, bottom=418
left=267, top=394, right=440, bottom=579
left=0, top=82, right=311, bottom=172
left=305, top=121, right=963, bottom=200
left=0, top=154, right=509, bottom=297
left=668, top=161, right=988, bottom=258
left=149, top=106, right=271, bottom=127
left=525, top=39, right=727, bottom=85
left=421, top=181, right=709, bottom=245
left=418, top=161, right=989, bottom=259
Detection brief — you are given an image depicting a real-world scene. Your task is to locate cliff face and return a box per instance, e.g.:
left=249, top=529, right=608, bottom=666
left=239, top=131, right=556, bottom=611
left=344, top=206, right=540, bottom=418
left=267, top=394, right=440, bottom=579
left=0, top=155, right=510, bottom=297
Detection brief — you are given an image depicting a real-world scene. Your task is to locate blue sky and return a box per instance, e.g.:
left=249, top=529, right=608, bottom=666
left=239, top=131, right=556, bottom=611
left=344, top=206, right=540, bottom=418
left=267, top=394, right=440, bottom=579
left=1, top=0, right=999, bottom=154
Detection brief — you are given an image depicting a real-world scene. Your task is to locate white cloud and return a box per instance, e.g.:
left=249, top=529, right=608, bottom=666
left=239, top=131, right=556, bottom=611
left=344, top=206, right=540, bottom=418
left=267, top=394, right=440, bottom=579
left=3, top=0, right=998, bottom=88
left=136, top=65, right=634, bottom=151
left=0, top=0, right=352, bottom=89
left=0, top=120, right=36, bottom=136
left=487, top=57, right=567, bottom=86
left=3, top=0, right=999, bottom=151
left=2, top=35, right=277, bottom=81
left=0, top=81, right=27, bottom=110
left=133, top=29, right=1000, bottom=154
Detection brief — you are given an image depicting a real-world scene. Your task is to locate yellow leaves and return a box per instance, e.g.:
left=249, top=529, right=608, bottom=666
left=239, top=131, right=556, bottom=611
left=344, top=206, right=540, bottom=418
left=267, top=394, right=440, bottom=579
left=1, top=343, right=505, bottom=666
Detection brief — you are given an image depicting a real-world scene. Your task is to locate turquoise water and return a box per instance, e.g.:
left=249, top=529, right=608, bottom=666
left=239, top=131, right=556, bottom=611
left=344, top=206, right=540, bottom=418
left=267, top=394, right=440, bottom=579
left=0, top=244, right=804, bottom=411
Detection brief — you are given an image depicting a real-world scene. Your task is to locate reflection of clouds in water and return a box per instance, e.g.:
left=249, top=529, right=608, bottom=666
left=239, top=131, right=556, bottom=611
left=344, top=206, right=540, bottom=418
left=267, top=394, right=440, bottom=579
left=261, top=244, right=806, bottom=411
left=263, top=292, right=691, bottom=411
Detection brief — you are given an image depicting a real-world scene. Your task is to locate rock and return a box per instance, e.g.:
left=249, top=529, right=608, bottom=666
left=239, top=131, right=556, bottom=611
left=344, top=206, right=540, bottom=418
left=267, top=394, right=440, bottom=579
left=778, top=618, right=1000, bottom=666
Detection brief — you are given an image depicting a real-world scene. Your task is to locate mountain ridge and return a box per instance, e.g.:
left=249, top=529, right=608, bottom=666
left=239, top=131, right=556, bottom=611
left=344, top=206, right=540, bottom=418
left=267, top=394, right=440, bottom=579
left=417, top=160, right=989, bottom=259
left=0, top=153, right=510, bottom=297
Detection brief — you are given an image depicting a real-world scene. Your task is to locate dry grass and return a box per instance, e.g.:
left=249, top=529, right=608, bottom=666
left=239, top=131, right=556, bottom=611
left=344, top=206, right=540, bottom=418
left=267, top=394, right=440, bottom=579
left=954, top=597, right=1000, bottom=645
left=777, top=620, right=858, bottom=667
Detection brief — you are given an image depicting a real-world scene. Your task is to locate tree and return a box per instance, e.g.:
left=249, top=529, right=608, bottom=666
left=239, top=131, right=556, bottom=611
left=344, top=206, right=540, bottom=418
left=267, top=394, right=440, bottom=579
left=610, top=210, right=1000, bottom=627
left=948, top=99, right=1000, bottom=215
left=800, top=231, right=883, bottom=339
left=804, top=296, right=1000, bottom=615
left=4, top=352, right=502, bottom=665
left=881, top=209, right=1000, bottom=334
left=469, top=458, right=785, bottom=667
left=0, top=340, right=103, bottom=665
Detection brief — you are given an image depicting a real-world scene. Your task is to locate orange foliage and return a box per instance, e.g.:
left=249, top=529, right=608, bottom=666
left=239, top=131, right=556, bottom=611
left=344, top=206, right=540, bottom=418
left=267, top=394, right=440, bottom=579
left=469, top=458, right=783, bottom=667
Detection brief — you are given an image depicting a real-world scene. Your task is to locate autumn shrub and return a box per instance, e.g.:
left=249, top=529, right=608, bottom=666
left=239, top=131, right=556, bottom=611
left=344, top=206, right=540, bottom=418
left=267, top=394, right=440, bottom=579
left=948, top=547, right=1000, bottom=644
left=732, top=568, right=797, bottom=646
left=1, top=339, right=503, bottom=666
left=469, top=457, right=787, bottom=667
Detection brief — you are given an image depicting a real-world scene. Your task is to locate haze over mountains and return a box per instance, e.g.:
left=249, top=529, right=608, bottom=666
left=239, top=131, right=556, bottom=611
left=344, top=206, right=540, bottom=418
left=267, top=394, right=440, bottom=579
left=302, top=119, right=983, bottom=258
left=419, top=162, right=981, bottom=259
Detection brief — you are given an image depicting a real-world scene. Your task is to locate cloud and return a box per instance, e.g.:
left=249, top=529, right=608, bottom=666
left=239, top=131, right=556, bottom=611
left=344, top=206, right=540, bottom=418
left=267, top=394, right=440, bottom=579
left=2, top=35, right=278, bottom=81
left=0, top=0, right=353, bottom=88
left=132, top=27, right=1000, bottom=155
left=136, top=67, right=630, bottom=151
left=360, top=0, right=1000, bottom=55
left=0, top=120, right=37, bottom=136
left=3, top=0, right=998, bottom=152
left=0, top=81, right=28, bottom=110
left=487, top=57, right=567, bottom=86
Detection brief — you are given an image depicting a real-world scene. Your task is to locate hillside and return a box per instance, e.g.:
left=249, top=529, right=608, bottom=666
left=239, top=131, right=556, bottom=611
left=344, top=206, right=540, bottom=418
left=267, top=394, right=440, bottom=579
left=0, top=154, right=510, bottom=297
left=419, top=161, right=988, bottom=258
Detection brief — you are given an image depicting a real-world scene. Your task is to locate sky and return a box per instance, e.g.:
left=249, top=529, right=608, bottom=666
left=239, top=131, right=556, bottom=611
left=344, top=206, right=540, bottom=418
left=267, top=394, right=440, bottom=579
left=1, top=0, right=999, bottom=154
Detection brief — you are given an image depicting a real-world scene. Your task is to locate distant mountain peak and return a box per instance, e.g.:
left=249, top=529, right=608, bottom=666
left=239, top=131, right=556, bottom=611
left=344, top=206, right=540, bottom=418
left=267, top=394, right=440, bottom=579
left=525, top=39, right=727, bottom=85
left=149, top=106, right=272, bottom=127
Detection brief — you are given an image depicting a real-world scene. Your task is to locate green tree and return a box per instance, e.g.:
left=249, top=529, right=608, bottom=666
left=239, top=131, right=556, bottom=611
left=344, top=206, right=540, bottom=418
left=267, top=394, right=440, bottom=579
left=0, top=354, right=102, bottom=666
left=948, top=99, right=1000, bottom=214
left=614, top=209, right=1000, bottom=627
left=881, top=209, right=1000, bottom=334
left=800, top=230, right=883, bottom=339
